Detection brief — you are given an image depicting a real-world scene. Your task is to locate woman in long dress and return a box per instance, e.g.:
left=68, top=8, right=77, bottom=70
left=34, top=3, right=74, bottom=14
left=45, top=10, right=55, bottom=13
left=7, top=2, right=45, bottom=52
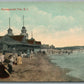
left=0, top=62, right=10, bottom=79
left=16, top=55, right=22, bottom=65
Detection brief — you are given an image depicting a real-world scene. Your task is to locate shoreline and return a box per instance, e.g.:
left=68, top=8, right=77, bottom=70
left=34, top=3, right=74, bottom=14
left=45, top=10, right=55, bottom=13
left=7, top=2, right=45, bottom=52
left=0, top=53, right=83, bottom=82
left=46, top=54, right=82, bottom=82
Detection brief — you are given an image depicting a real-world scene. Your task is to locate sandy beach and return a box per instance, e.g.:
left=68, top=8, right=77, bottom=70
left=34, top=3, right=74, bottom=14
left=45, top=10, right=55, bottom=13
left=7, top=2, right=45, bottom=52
left=0, top=53, right=82, bottom=82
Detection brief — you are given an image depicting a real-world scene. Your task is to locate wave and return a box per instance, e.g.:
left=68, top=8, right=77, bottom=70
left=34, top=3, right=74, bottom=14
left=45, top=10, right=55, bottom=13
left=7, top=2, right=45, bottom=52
left=48, top=51, right=84, bottom=80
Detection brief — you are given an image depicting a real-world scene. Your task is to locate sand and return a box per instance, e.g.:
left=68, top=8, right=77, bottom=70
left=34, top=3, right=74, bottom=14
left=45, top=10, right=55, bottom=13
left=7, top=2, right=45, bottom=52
left=0, top=53, right=82, bottom=82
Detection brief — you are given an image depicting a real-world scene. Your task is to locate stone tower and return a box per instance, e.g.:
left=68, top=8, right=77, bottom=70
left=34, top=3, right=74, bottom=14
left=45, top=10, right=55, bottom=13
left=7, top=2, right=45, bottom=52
left=7, top=18, right=13, bottom=36
left=20, top=15, right=28, bottom=39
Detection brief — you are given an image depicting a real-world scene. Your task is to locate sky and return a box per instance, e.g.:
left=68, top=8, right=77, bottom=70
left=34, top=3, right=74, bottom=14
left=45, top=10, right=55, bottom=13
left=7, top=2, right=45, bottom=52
left=0, top=2, right=84, bottom=47
left=0, top=0, right=84, bottom=1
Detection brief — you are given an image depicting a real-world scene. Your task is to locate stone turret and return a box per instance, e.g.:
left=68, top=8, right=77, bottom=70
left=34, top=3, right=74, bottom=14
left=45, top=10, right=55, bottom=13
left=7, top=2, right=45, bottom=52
left=7, top=28, right=13, bottom=36
left=20, top=15, right=28, bottom=39
left=21, top=26, right=28, bottom=39
left=7, top=18, right=13, bottom=36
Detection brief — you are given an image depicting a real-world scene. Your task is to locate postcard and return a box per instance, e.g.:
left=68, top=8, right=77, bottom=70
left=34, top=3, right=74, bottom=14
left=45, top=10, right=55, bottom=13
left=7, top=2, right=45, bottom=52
left=0, top=0, right=83, bottom=82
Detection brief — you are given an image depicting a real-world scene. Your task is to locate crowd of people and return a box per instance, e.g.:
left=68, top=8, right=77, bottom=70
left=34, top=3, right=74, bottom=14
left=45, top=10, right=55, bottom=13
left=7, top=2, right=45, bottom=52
left=0, top=52, right=23, bottom=79
left=0, top=50, right=46, bottom=79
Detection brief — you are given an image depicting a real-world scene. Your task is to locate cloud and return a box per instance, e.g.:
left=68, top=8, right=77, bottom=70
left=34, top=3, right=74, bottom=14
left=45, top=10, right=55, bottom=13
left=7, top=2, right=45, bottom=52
left=0, top=30, right=7, bottom=36
left=24, top=6, right=52, bottom=26
left=30, top=25, right=84, bottom=47
left=0, top=5, right=84, bottom=47
left=0, top=20, right=2, bottom=24
left=24, top=6, right=78, bottom=32
left=12, top=26, right=21, bottom=35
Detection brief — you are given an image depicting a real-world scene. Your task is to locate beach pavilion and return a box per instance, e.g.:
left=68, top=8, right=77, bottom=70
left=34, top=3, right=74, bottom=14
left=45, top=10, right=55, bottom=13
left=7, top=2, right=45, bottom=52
left=0, top=17, right=41, bottom=54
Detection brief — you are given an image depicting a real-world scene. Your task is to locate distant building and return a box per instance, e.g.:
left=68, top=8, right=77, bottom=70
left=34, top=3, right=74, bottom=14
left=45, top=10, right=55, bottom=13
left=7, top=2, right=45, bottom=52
left=0, top=17, right=41, bottom=53
left=50, top=45, right=55, bottom=49
left=41, top=44, right=55, bottom=49
left=41, top=44, right=50, bottom=49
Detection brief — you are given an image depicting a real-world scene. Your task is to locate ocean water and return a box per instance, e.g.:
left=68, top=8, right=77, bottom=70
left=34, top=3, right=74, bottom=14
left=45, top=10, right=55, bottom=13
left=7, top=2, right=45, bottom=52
left=48, top=51, right=84, bottom=80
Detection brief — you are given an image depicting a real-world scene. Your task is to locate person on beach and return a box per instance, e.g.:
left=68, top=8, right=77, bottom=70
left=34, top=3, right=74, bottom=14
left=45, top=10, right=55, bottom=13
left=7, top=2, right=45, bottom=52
left=0, top=53, right=5, bottom=63
left=27, top=50, right=30, bottom=58
left=16, top=55, right=22, bottom=65
left=0, top=62, right=10, bottom=79
left=8, top=55, right=14, bottom=66
left=21, top=52, right=23, bottom=58
left=21, top=52, right=26, bottom=58
left=30, top=51, right=34, bottom=59
left=8, top=55, right=15, bottom=73
left=23, top=52, right=27, bottom=57
left=4, top=58, right=14, bottom=74
left=12, top=53, right=17, bottom=65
